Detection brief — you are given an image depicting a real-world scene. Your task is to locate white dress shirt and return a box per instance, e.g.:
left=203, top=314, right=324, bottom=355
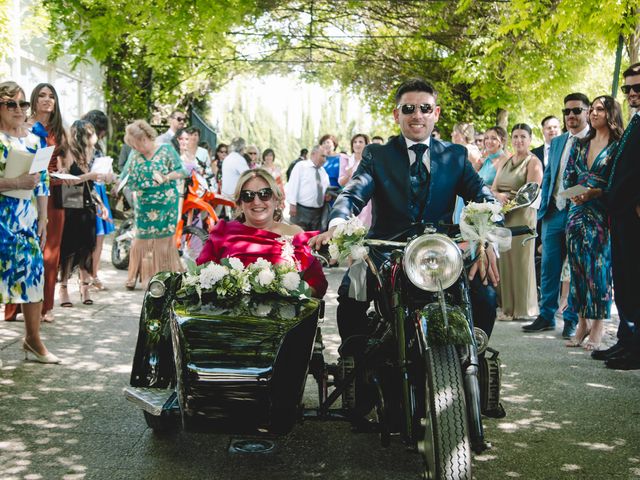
left=405, top=137, right=432, bottom=172
left=286, top=159, right=330, bottom=208
left=554, top=125, right=589, bottom=210
left=221, top=151, right=250, bottom=197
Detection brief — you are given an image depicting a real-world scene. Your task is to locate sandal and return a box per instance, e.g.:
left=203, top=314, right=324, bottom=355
left=59, top=284, right=73, bottom=308
left=91, top=277, right=106, bottom=291
left=41, top=311, right=55, bottom=323
left=583, top=341, right=601, bottom=351
left=566, top=328, right=591, bottom=348
left=79, top=282, right=94, bottom=305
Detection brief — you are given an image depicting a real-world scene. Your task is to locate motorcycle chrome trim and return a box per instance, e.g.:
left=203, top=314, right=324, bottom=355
left=123, top=386, right=175, bottom=416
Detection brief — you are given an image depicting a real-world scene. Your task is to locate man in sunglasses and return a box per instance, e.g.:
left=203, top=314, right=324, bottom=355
left=594, top=62, right=640, bottom=370
left=311, top=77, right=497, bottom=348
left=156, top=109, right=187, bottom=146
left=522, top=93, right=590, bottom=338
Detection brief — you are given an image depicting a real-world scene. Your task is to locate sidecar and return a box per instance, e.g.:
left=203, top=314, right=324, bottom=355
left=124, top=271, right=322, bottom=435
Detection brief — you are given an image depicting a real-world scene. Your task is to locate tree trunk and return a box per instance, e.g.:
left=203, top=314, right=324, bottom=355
left=496, top=108, right=508, bottom=131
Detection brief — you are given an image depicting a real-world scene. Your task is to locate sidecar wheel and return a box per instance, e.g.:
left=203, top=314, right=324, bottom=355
left=420, top=345, right=471, bottom=480
left=143, top=411, right=177, bottom=433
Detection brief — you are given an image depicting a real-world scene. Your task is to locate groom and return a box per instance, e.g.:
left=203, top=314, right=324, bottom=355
left=310, top=78, right=498, bottom=343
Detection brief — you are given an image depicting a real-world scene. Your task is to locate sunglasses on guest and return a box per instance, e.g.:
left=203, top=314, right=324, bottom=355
left=397, top=103, right=435, bottom=115
left=562, top=107, right=587, bottom=116
left=621, top=83, right=640, bottom=94
left=0, top=100, right=30, bottom=111
left=173, top=116, right=186, bottom=122
left=239, top=187, right=273, bottom=203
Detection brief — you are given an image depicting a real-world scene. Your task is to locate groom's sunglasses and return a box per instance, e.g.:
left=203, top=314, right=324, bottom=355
left=621, top=83, right=640, bottom=94
left=397, top=103, right=435, bottom=115
left=239, top=187, right=273, bottom=203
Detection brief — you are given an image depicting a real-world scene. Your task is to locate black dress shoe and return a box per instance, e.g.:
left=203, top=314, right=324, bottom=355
left=561, top=322, right=577, bottom=340
left=591, top=342, right=626, bottom=361
left=522, top=316, right=555, bottom=332
left=605, top=351, right=640, bottom=370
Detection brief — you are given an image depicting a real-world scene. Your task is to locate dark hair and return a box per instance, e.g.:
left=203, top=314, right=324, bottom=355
left=371, top=136, right=384, bottom=142
left=215, top=143, right=228, bottom=161
left=69, top=120, right=96, bottom=171
left=622, top=62, right=640, bottom=79
left=583, top=95, right=624, bottom=145
left=485, top=126, right=508, bottom=146
left=350, top=133, right=370, bottom=152
left=394, top=78, right=438, bottom=104
left=170, top=110, right=185, bottom=119
left=540, top=115, right=558, bottom=128
left=563, top=93, right=590, bottom=108
left=262, top=148, right=275, bottom=162
left=300, top=148, right=308, bottom=156
left=82, top=110, right=109, bottom=138
left=511, top=123, right=532, bottom=136
left=319, top=134, right=338, bottom=150
left=29, top=83, right=67, bottom=155
left=184, top=126, right=200, bottom=137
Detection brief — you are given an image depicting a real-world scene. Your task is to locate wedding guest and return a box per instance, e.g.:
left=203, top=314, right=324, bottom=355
left=261, top=148, right=284, bottom=197
left=319, top=134, right=347, bottom=189
left=564, top=96, right=623, bottom=350
left=81, top=110, right=115, bottom=291
left=0, top=80, right=59, bottom=363
left=492, top=124, right=543, bottom=321
left=4, top=83, right=67, bottom=323
left=339, top=133, right=372, bottom=227
left=121, top=120, right=187, bottom=289
left=197, top=169, right=327, bottom=298
left=58, top=120, right=105, bottom=306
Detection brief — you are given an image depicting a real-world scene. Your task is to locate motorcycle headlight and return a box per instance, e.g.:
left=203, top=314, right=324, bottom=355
left=403, top=233, right=463, bottom=292
left=148, top=279, right=166, bottom=298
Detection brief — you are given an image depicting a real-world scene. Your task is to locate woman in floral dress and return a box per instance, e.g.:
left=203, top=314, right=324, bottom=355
left=121, top=120, right=188, bottom=289
left=0, top=81, right=59, bottom=363
left=564, top=96, right=624, bottom=350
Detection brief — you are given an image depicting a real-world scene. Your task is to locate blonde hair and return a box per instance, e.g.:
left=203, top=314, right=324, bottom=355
left=124, top=120, right=157, bottom=146
left=0, top=81, right=25, bottom=101
left=233, top=168, right=283, bottom=222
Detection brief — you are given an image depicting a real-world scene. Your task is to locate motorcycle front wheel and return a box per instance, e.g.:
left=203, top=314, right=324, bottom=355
left=419, top=345, right=471, bottom=480
left=179, top=224, right=208, bottom=262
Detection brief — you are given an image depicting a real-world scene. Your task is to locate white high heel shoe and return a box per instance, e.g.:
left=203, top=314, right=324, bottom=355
left=22, top=340, right=61, bottom=364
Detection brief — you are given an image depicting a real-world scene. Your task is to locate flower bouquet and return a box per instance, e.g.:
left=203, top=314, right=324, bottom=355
left=328, top=216, right=370, bottom=301
left=176, top=257, right=312, bottom=305
left=459, top=201, right=511, bottom=279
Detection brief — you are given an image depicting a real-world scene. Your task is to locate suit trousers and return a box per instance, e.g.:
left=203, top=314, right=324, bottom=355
left=292, top=204, right=323, bottom=231
left=539, top=207, right=578, bottom=325
left=610, top=209, right=640, bottom=352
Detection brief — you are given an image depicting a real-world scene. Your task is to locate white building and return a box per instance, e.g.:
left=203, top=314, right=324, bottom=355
left=1, top=0, right=104, bottom=124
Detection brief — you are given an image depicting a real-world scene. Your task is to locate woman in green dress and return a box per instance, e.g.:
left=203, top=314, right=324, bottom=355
left=121, top=120, right=188, bottom=289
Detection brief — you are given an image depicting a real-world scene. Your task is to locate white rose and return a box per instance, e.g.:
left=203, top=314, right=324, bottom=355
left=253, top=258, right=271, bottom=270
left=282, top=272, right=301, bottom=291
left=257, top=269, right=275, bottom=287
left=199, top=263, right=228, bottom=289
left=328, top=243, right=340, bottom=260
left=227, top=257, right=245, bottom=271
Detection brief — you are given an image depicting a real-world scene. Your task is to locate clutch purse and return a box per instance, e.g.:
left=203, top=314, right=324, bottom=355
left=60, top=183, right=93, bottom=209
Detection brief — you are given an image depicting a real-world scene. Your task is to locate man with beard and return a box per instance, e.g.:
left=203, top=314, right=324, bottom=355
left=522, top=93, right=590, bottom=339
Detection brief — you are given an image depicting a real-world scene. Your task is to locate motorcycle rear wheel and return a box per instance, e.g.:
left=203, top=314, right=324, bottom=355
left=420, top=345, right=471, bottom=480
left=111, top=218, right=133, bottom=270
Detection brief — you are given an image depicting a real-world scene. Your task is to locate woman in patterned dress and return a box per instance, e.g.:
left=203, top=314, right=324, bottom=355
left=121, top=120, right=188, bottom=289
left=564, top=96, right=624, bottom=350
left=0, top=81, right=59, bottom=363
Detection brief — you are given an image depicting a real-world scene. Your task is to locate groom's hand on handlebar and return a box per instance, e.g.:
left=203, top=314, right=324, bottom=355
left=468, top=243, right=499, bottom=287
left=308, top=226, right=336, bottom=250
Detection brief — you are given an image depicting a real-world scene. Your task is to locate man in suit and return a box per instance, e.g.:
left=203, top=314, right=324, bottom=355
left=593, top=63, right=640, bottom=369
left=522, top=94, right=590, bottom=338
left=310, top=78, right=497, bottom=342
left=531, top=115, right=561, bottom=169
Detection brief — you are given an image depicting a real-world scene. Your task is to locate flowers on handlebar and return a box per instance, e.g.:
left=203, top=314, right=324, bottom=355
left=328, top=216, right=370, bottom=261
left=176, top=257, right=313, bottom=304
left=459, top=202, right=512, bottom=253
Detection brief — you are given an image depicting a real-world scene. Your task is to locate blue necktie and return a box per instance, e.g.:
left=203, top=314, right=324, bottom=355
left=409, top=143, right=429, bottom=221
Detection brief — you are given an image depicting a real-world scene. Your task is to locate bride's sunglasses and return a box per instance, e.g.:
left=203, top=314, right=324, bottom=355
left=239, top=187, right=273, bottom=203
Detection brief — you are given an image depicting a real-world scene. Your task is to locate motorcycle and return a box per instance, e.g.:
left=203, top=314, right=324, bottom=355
left=124, top=183, right=539, bottom=479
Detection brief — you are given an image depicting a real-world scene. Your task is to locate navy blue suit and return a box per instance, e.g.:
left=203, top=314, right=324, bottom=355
left=607, top=114, right=640, bottom=357
left=331, top=135, right=494, bottom=236
left=331, top=135, right=498, bottom=342
left=535, top=132, right=578, bottom=329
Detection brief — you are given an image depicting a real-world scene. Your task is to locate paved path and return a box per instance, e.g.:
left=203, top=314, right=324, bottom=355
left=1, top=239, right=639, bottom=479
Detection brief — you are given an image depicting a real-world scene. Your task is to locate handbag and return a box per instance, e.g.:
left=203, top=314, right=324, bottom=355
left=61, top=183, right=93, bottom=209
